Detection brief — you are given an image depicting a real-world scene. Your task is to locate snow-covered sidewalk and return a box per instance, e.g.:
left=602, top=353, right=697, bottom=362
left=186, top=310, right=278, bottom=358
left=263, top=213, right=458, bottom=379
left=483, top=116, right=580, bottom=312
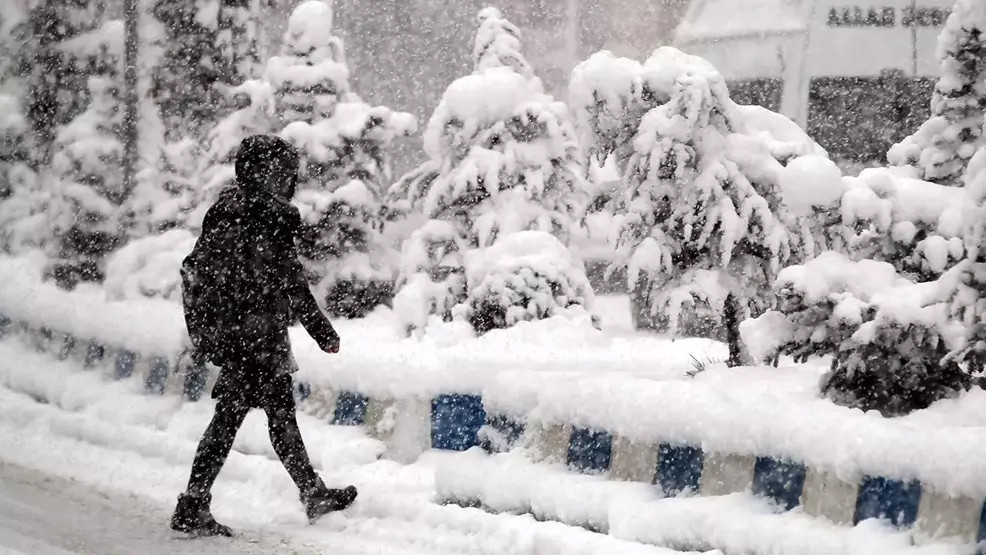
left=0, top=462, right=336, bottom=555
left=0, top=339, right=700, bottom=555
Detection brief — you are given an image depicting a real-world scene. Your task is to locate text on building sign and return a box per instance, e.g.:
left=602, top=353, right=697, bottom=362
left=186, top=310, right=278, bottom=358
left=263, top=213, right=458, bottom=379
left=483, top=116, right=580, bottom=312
left=827, top=6, right=951, bottom=28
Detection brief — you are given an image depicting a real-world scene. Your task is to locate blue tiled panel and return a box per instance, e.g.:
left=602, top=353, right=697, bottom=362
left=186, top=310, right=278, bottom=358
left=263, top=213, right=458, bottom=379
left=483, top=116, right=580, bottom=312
left=431, top=394, right=485, bottom=451
left=333, top=391, right=369, bottom=426
left=144, top=356, right=170, bottom=395
left=0, top=314, right=11, bottom=339
left=656, top=443, right=704, bottom=496
left=294, top=381, right=311, bottom=403
left=114, top=350, right=136, bottom=380
left=753, top=456, right=807, bottom=511
left=567, top=427, right=613, bottom=474
left=481, top=413, right=525, bottom=453
left=183, top=358, right=208, bottom=402
left=57, top=334, right=76, bottom=360
left=84, top=341, right=104, bottom=368
left=853, top=476, right=922, bottom=527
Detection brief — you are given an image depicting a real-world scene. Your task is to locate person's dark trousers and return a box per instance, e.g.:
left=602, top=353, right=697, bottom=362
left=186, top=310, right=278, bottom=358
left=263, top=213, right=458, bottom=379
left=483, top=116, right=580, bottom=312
left=184, top=373, right=320, bottom=498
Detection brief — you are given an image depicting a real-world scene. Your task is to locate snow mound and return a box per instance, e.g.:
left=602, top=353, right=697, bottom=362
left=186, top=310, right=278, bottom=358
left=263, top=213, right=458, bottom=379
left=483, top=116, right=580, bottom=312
left=423, top=67, right=544, bottom=160
left=461, top=231, right=595, bottom=332
left=104, top=229, right=196, bottom=302
left=779, top=155, right=844, bottom=216
left=284, top=0, right=334, bottom=51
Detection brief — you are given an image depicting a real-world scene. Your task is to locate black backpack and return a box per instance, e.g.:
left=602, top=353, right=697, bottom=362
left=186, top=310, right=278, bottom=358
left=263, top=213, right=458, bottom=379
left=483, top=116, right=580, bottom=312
left=180, top=202, right=256, bottom=365
left=181, top=241, right=226, bottom=365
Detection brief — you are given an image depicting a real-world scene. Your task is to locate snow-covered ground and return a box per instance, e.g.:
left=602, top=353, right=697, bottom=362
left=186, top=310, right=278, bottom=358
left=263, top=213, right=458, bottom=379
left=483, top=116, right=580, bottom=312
left=0, top=338, right=706, bottom=555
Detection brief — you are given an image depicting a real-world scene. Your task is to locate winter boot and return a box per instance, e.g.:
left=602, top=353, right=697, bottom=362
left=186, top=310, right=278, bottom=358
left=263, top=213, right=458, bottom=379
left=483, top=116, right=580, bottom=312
left=301, top=479, right=358, bottom=523
left=170, top=493, right=234, bottom=537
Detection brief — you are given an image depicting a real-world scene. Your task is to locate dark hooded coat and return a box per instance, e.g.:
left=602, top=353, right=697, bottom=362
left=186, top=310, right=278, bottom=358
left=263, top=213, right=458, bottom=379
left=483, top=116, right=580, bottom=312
left=182, top=135, right=338, bottom=407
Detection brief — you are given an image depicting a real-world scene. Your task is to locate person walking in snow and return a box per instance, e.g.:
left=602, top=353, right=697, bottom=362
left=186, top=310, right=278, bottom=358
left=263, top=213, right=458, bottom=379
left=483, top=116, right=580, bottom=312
left=171, top=135, right=357, bottom=537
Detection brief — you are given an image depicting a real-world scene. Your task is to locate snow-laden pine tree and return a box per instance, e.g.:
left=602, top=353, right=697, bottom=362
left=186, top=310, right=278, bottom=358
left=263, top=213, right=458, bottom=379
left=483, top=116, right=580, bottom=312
left=151, top=0, right=219, bottom=141
left=267, top=0, right=416, bottom=318
left=214, top=0, right=267, bottom=87
left=15, top=0, right=104, bottom=166
left=888, top=0, right=986, bottom=185
left=125, top=0, right=266, bottom=241
left=390, top=7, right=594, bottom=336
left=944, top=141, right=986, bottom=370
left=45, top=21, right=125, bottom=288
left=265, top=1, right=348, bottom=126
left=573, top=47, right=809, bottom=364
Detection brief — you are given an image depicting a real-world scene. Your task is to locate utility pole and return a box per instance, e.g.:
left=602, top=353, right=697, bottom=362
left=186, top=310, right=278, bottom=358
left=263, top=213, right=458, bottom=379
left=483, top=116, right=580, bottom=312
left=122, top=0, right=139, bottom=200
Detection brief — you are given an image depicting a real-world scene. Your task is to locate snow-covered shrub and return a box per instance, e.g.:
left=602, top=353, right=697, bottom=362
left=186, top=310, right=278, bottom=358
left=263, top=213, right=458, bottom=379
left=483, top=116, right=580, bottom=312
left=270, top=1, right=416, bottom=318
left=887, top=0, right=986, bottom=185
left=943, top=146, right=986, bottom=370
left=392, top=219, right=467, bottom=336
left=741, top=252, right=971, bottom=416
left=47, top=73, right=125, bottom=287
left=45, top=22, right=125, bottom=288
left=15, top=0, right=103, bottom=165
left=389, top=7, right=593, bottom=335
left=104, top=228, right=195, bottom=301
left=568, top=51, right=648, bottom=170
left=458, top=231, right=595, bottom=334
left=571, top=47, right=815, bottom=363
left=841, top=167, right=968, bottom=281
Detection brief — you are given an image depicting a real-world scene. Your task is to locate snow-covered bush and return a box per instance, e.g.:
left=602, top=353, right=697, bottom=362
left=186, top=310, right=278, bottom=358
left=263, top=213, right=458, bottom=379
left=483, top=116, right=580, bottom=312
left=389, top=7, right=593, bottom=336
left=943, top=146, right=986, bottom=370
left=392, top=219, right=467, bottom=336
left=458, top=231, right=595, bottom=334
left=571, top=47, right=816, bottom=363
left=15, top=0, right=103, bottom=165
left=888, top=0, right=986, bottom=185
left=103, top=228, right=195, bottom=301
left=741, top=252, right=971, bottom=416
left=46, top=72, right=125, bottom=288
left=841, top=167, right=968, bottom=281
left=270, top=1, right=416, bottom=318
left=44, top=22, right=125, bottom=288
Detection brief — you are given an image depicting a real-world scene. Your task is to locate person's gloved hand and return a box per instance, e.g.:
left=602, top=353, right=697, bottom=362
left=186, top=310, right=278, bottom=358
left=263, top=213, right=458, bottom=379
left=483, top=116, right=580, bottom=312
left=321, top=336, right=340, bottom=354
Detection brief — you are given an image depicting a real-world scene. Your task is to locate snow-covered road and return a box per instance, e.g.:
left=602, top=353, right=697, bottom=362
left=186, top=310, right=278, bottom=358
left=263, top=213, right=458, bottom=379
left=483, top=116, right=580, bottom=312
left=0, top=339, right=693, bottom=555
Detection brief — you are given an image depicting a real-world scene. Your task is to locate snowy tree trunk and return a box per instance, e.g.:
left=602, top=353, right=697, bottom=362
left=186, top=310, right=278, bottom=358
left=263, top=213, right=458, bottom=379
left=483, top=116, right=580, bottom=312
left=724, top=293, right=743, bottom=367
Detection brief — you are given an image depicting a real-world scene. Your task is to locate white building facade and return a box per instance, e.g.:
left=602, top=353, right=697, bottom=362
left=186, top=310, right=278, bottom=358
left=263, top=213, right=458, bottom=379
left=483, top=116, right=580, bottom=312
left=675, top=0, right=954, bottom=162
